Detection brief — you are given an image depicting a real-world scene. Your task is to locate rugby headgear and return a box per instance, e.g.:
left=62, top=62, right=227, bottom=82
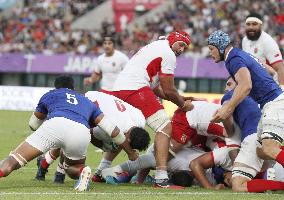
left=208, top=30, right=231, bottom=60
left=167, top=31, right=191, bottom=47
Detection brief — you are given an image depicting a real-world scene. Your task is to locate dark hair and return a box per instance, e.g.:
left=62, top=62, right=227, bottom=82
left=129, top=127, right=150, bottom=151
left=54, top=75, right=74, bottom=90
left=103, top=36, right=115, bottom=44
left=246, top=13, right=262, bottom=21
left=169, top=170, right=194, bottom=187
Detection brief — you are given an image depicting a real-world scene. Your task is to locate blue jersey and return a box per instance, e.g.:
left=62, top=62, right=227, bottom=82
left=225, top=48, right=282, bottom=108
left=221, top=90, right=261, bottom=141
left=35, top=88, right=102, bottom=128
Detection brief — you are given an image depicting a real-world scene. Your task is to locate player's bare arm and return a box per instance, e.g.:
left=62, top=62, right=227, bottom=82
left=159, top=75, right=193, bottom=111
left=29, top=111, right=47, bottom=131
left=94, top=113, right=138, bottom=161
left=190, top=153, right=225, bottom=190
left=84, top=72, right=102, bottom=85
left=211, top=67, right=252, bottom=123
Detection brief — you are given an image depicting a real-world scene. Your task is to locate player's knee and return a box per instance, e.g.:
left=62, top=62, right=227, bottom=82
left=146, top=110, right=170, bottom=133
left=261, top=144, right=278, bottom=159
left=0, top=156, right=22, bottom=176
left=232, top=178, right=247, bottom=192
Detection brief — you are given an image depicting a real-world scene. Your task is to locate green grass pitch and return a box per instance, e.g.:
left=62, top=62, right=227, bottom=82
left=0, top=110, right=284, bottom=200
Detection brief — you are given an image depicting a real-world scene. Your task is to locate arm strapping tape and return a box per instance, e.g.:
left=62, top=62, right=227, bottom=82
left=29, top=113, right=44, bottom=131
left=97, top=116, right=126, bottom=145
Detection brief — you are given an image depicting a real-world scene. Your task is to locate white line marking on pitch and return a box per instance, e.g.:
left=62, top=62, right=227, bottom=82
left=0, top=192, right=281, bottom=196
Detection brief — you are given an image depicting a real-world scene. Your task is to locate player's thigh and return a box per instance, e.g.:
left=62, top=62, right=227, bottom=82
left=259, top=100, right=284, bottom=144
left=25, top=118, right=63, bottom=155
left=12, top=141, right=43, bottom=162
left=62, top=122, right=91, bottom=161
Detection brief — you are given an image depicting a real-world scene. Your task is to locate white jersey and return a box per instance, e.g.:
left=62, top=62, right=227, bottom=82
left=95, top=50, right=129, bottom=90
left=242, top=31, right=283, bottom=65
left=211, top=147, right=233, bottom=171
left=186, top=101, right=222, bottom=137
left=112, top=40, right=176, bottom=91
left=85, top=91, right=145, bottom=133
left=168, top=147, right=205, bottom=171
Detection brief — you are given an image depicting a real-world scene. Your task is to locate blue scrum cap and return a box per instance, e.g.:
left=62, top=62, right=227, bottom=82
left=208, top=30, right=231, bottom=54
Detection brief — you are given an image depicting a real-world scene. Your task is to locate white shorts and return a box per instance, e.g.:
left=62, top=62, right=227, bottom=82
left=233, top=133, right=263, bottom=179
left=26, top=117, right=91, bottom=160
left=258, top=93, right=284, bottom=143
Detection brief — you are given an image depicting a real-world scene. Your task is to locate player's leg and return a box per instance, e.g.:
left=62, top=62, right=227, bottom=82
left=0, top=141, right=42, bottom=177
left=0, top=118, right=63, bottom=178
left=257, top=101, right=284, bottom=167
left=233, top=162, right=284, bottom=192
left=36, top=148, right=60, bottom=180
left=54, top=150, right=66, bottom=184
left=60, top=119, right=92, bottom=191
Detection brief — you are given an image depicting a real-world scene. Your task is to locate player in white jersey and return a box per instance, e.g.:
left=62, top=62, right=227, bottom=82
left=242, top=13, right=284, bottom=87
left=101, top=101, right=239, bottom=187
left=84, top=36, right=129, bottom=91
left=35, top=91, right=150, bottom=184
left=106, top=30, right=194, bottom=188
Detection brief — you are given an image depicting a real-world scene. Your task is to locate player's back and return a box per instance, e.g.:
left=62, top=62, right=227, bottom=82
left=226, top=48, right=282, bottom=108
left=112, top=40, right=176, bottom=90
left=85, top=91, right=145, bottom=132
left=38, top=88, right=99, bottom=128
left=222, top=90, right=261, bottom=141
left=186, top=101, right=221, bottom=133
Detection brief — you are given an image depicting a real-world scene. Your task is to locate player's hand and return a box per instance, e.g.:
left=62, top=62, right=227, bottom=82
left=182, top=96, right=207, bottom=101
left=83, top=77, right=92, bottom=85
left=127, top=150, right=139, bottom=161
left=214, top=184, right=225, bottom=190
left=181, top=100, right=194, bottom=112
left=211, top=104, right=234, bottom=123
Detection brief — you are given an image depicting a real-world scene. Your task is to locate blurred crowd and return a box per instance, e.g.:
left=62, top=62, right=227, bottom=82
left=0, top=0, right=284, bottom=57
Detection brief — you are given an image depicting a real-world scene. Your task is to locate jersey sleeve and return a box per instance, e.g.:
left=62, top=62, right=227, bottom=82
left=211, top=147, right=232, bottom=171
left=227, top=56, right=247, bottom=76
left=221, top=91, right=233, bottom=105
left=120, top=53, right=129, bottom=70
left=94, top=57, right=102, bottom=74
left=35, top=93, right=48, bottom=114
left=263, top=37, right=283, bottom=65
left=160, top=53, right=176, bottom=76
left=90, top=103, right=103, bottom=121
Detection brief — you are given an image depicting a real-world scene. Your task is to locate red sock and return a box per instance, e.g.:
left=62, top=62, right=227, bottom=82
left=0, top=170, right=4, bottom=178
left=276, top=150, right=284, bottom=168
left=247, top=179, right=284, bottom=192
left=79, top=166, right=85, bottom=173
left=41, top=158, right=49, bottom=170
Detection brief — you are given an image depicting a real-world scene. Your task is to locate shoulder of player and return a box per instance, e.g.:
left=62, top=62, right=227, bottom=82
left=260, top=31, right=277, bottom=43
left=114, top=50, right=129, bottom=59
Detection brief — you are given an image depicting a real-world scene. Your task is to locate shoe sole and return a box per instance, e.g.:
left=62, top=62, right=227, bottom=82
left=153, top=184, right=185, bottom=190
left=74, top=166, right=92, bottom=192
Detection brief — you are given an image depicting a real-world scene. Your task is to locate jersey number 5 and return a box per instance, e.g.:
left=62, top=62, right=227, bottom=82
left=114, top=99, right=126, bottom=112
left=66, top=93, right=78, bottom=105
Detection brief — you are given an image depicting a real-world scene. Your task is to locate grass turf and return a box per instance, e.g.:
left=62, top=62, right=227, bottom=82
left=0, top=110, right=284, bottom=200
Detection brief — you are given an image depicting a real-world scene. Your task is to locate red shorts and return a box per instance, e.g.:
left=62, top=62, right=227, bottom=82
left=171, top=108, right=197, bottom=144
left=105, top=87, right=164, bottom=118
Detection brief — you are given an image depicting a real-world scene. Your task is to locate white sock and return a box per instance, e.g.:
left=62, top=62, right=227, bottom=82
left=97, top=158, right=112, bottom=171
left=155, top=170, right=168, bottom=180
left=56, top=163, right=65, bottom=174
left=45, top=151, right=56, bottom=165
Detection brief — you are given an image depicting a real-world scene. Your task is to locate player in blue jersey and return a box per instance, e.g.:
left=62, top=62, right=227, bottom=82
left=208, top=31, right=284, bottom=192
left=0, top=76, right=137, bottom=192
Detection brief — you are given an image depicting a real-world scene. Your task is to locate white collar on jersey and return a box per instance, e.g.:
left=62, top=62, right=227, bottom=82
left=225, top=47, right=233, bottom=61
